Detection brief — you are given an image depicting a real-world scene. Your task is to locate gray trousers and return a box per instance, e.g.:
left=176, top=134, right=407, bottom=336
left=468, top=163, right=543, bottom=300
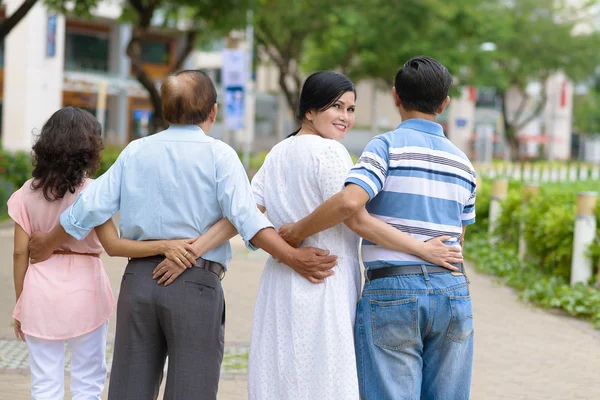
left=108, top=256, right=225, bottom=400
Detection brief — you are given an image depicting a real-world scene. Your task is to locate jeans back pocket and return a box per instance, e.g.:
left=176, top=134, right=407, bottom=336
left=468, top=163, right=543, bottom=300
left=447, top=295, right=474, bottom=343
left=370, top=297, right=418, bottom=351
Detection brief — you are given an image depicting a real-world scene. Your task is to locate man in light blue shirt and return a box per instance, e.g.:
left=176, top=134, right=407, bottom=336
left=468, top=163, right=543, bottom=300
left=28, top=70, right=336, bottom=400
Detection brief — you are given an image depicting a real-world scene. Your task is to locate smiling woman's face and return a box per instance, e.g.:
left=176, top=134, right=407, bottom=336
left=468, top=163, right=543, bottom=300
left=305, top=91, right=356, bottom=140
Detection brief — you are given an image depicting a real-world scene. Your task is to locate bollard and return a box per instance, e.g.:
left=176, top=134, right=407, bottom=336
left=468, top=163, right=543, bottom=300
left=489, top=179, right=508, bottom=244
left=571, top=192, right=597, bottom=286
left=518, top=183, right=540, bottom=261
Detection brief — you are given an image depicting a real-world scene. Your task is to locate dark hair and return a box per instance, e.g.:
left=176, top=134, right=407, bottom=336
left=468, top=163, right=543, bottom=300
left=290, top=71, right=356, bottom=136
left=31, top=107, right=104, bottom=201
left=162, top=70, right=217, bottom=125
left=394, top=56, right=453, bottom=114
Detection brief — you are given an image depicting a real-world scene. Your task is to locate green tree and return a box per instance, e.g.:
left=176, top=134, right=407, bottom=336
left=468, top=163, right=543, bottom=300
left=47, top=0, right=247, bottom=133
left=574, top=76, right=600, bottom=136
left=465, top=0, right=600, bottom=158
left=302, top=0, right=488, bottom=87
left=255, top=0, right=488, bottom=114
left=254, top=0, right=349, bottom=113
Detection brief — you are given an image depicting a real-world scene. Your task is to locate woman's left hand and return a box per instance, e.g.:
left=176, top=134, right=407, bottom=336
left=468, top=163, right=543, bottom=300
left=162, top=239, right=198, bottom=268
left=14, top=319, right=25, bottom=342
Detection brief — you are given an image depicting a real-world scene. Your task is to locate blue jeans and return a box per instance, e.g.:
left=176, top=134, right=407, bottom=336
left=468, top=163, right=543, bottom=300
left=355, top=267, right=474, bottom=400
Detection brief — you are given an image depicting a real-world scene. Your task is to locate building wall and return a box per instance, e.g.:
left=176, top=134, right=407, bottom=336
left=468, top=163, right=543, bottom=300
left=3, top=1, right=65, bottom=151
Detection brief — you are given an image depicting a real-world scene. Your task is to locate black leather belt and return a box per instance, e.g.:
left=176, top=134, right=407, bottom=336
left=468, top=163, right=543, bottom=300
left=198, top=259, right=226, bottom=280
left=366, top=263, right=464, bottom=281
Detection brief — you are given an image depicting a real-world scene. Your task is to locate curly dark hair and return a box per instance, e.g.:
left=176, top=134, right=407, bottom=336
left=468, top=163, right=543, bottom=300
left=31, top=107, right=104, bottom=201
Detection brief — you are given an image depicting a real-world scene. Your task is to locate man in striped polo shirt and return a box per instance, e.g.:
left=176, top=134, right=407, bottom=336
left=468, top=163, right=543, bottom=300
left=280, top=56, right=476, bottom=399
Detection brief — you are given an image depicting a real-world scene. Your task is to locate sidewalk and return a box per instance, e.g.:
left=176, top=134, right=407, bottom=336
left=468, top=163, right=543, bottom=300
left=1, top=232, right=600, bottom=399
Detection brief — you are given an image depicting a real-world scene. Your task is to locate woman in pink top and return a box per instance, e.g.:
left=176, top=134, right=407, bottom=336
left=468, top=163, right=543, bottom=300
left=10, top=108, right=200, bottom=400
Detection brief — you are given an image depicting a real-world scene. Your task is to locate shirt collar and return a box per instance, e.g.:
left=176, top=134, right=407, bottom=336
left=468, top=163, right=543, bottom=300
left=157, top=124, right=207, bottom=139
left=397, top=118, right=445, bottom=137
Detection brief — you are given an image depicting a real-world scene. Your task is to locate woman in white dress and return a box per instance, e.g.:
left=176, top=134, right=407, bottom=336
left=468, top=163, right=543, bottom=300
left=248, top=71, right=461, bottom=400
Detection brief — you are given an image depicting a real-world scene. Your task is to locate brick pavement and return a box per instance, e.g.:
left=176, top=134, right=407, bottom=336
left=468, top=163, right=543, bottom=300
left=1, top=230, right=599, bottom=399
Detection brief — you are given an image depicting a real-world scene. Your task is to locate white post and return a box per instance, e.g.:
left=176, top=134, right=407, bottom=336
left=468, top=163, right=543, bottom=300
left=569, top=165, right=578, bottom=181
left=579, top=165, right=589, bottom=181
left=532, top=164, right=541, bottom=182
left=550, top=167, right=559, bottom=182
left=592, top=165, right=600, bottom=180
left=497, top=163, right=505, bottom=177
left=489, top=179, right=508, bottom=244
left=541, top=166, right=550, bottom=182
left=523, top=163, right=532, bottom=181
left=513, top=164, right=522, bottom=181
left=96, top=81, right=107, bottom=132
left=518, top=183, right=540, bottom=261
left=560, top=165, right=568, bottom=181
left=571, top=192, right=597, bottom=286
left=243, top=9, right=255, bottom=169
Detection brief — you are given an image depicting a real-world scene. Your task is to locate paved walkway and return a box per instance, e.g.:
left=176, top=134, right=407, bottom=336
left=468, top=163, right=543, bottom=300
left=0, top=227, right=599, bottom=399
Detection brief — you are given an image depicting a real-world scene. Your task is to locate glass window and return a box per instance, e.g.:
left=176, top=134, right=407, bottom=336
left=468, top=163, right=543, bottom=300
left=0, top=40, right=5, bottom=67
left=141, top=41, right=170, bottom=65
left=65, top=32, right=109, bottom=72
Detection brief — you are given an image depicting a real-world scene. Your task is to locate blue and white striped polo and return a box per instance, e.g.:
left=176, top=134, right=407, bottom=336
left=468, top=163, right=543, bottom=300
left=345, top=118, right=477, bottom=269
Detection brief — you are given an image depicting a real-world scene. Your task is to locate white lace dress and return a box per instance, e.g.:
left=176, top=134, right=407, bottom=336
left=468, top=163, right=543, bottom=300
left=248, top=135, right=361, bottom=400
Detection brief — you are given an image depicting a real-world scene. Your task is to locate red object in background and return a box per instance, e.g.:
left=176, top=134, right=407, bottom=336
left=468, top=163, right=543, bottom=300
left=560, top=81, right=568, bottom=108
left=469, top=86, right=477, bottom=102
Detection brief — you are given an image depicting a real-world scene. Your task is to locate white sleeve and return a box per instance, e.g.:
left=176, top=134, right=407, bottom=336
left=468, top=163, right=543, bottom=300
left=317, top=141, right=354, bottom=201
left=251, top=164, right=267, bottom=208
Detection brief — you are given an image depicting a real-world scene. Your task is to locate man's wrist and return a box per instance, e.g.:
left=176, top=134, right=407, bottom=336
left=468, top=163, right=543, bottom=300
left=289, top=223, right=306, bottom=245
left=280, top=247, right=298, bottom=267
left=158, top=241, right=168, bottom=255
left=416, top=241, right=428, bottom=260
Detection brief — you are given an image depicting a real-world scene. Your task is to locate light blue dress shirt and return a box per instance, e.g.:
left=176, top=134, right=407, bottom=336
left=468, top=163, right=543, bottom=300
left=60, top=124, right=273, bottom=268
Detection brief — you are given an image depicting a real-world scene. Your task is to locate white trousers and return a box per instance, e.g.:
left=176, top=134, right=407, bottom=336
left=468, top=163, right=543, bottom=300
left=25, top=322, right=108, bottom=400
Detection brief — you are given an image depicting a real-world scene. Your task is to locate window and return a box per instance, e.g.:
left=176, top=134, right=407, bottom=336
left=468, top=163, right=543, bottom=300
left=141, top=40, right=170, bottom=65
left=65, top=32, right=109, bottom=72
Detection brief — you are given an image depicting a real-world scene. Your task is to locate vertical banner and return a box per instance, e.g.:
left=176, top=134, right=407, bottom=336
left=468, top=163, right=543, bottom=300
left=46, top=15, right=57, bottom=57
left=222, top=49, right=246, bottom=130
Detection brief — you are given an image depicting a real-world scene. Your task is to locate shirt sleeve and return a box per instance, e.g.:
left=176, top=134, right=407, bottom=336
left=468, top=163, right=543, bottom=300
left=60, top=147, right=128, bottom=240
left=318, top=142, right=354, bottom=202
left=216, top=144, right=273, bottom=250
left=344, top=136, right=389, bottom=201
left=251, top=164, right=266, bottom=208
left=7, top=188, right=31, bottom=235
left=462, top=174, right=476, bottom=226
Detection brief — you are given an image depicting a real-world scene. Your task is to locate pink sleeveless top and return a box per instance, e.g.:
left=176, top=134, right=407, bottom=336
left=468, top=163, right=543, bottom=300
left=9, top=178, right=114, bottom=339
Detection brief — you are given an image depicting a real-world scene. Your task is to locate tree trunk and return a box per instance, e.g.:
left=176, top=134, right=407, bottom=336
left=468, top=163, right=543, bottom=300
left=126, top=28, right=198, bottom=134
left=500, top=90, right=520, bottom=161
left=0, top=0, right=38, bottom=40
left=278, top=69, right=299, bottom=116
left=126, top=33, right=167, bottom=134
